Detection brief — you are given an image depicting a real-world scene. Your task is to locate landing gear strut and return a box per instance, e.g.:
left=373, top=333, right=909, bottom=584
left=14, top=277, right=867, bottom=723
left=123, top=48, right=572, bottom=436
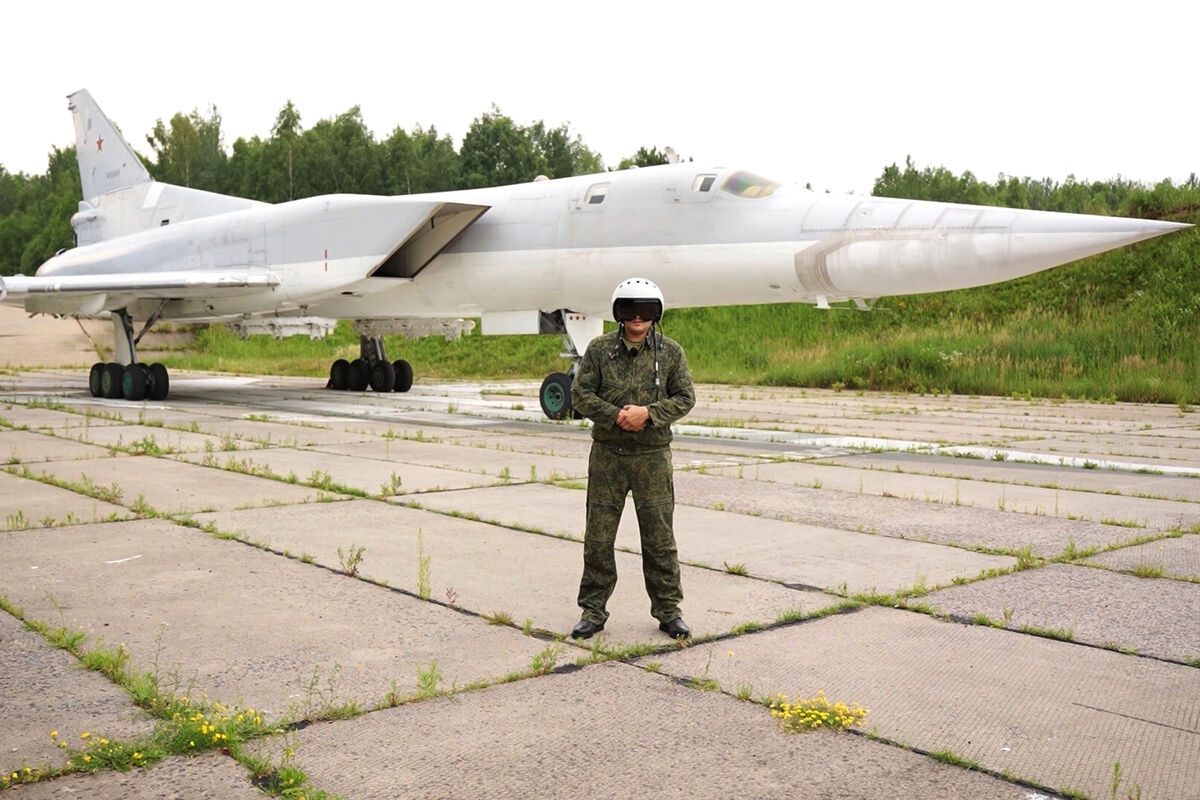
left=87, top=309, right=171, bottom=401
left=537, top=310, right=601, bottom=420
left=327, top=334, right=412, bottom=393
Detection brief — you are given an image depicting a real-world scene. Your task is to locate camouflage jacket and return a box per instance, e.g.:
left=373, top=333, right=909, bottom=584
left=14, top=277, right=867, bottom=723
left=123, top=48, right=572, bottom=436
left=571, top=329, right=695, bottom=449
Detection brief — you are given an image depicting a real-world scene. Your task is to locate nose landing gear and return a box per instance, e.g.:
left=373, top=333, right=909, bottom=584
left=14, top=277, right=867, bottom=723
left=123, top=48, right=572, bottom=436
left=536, top=310, right=600, bottom=420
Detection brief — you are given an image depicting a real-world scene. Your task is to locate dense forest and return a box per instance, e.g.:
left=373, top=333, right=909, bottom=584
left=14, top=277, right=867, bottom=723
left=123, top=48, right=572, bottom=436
left=2, top=102, right=1198, bottom=402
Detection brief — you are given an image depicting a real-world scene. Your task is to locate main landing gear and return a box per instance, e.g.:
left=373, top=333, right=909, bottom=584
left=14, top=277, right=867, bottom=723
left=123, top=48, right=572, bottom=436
left=88, top=360, right=169, bottom=401
left=327, top=334, right=413, bottom=393
left=87, top=309, right=171, bottom=401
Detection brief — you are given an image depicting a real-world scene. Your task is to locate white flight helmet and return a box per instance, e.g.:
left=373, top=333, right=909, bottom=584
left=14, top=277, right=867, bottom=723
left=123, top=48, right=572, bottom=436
left=611, top=277, right=665, bottom=322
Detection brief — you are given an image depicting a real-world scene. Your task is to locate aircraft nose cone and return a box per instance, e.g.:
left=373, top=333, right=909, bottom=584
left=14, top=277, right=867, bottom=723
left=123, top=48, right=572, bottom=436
left=1016, top=210, right=1189, bottom=238
left=1008, top=212, right=1191, bottom=269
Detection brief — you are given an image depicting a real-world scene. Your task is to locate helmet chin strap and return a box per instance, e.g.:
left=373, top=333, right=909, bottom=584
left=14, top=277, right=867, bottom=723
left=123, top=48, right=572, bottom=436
left=652, top=320, right=661, bottom=389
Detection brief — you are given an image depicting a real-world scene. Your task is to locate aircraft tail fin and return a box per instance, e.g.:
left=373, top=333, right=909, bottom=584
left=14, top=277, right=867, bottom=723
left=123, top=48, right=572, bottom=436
left=68, top=89, right=152, bottom=201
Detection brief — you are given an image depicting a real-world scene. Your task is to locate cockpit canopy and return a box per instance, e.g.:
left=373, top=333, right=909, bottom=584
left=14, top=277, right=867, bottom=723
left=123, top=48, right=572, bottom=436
left=719, top=171, right=780, bottom=198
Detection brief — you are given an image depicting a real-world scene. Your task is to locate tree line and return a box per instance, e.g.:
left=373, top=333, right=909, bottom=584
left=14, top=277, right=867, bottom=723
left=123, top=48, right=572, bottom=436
left=2, top=99, right=1197, bottom=277
left=0, top=101, right=675, bottom=275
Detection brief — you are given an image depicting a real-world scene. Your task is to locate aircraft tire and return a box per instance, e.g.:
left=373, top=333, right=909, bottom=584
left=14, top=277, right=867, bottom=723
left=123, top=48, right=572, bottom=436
left=148, top=363, right=170, bottom=401
left=88, top=363, right=105, bottom=397
left=329, top=359, right=350, bottom=390
left=122, top=364, right=148, bottom=401
left=101, top=363, right=124, bottom=399
left=369, top=360, right=396, bottom=392
left=539, top=372, right=573, bottom=420
left=348, top=359, right=369, bottom=391
left=393, top=360, right=413, bottom=393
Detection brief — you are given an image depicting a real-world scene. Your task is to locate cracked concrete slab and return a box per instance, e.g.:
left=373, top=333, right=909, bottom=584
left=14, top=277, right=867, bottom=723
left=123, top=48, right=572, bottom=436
left=172, top=446, right=502, bottom=496
left=190, top=499, right=826, bottom=644
left=1, top=519, right=551, bottom=720
left=925, top=562, right=1200, bottom=662
left=0, top=469, right=128, bottom=530
left=0, top=429, right=116, bottom=464
left=313, top=438, right=591, bottom=481
left=652, top=607, right=1200, bottom=800
left=4, top=753, right=264, bottom=799
left=58, top=423, right=236, bottom=454
left=0, top=612, right=155, bottom=777
left=1083, top=532, right=1200, bottom=580
left=185, top=417, right=384, bottom=448
left=26, top=455, right=321, bottom=514
left=709, top=458, right=1200, bottom=531
left=409, top=481, right=1013, bottom=594
left=1015, top=435, right=1200, bottom=471
left=821, top=450, right=1200, bottom=503
left=0, top=409, right=127, bottom=435
left=673, top=470, right=1151, bottom=557
left=257, top=660, right=1032, bottom=800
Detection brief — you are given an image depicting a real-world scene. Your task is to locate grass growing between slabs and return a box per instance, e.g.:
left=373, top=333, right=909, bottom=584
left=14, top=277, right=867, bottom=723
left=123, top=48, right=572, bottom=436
left=0, top=593, right=334, bottom=797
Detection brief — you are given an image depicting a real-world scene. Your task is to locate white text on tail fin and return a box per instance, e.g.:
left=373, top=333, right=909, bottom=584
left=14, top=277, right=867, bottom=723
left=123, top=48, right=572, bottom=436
left=68, top=89, right=152, bottom=201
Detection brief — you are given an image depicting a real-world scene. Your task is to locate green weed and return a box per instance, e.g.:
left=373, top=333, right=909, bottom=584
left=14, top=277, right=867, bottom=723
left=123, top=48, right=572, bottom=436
left=337, top=543, right=365, bottom=577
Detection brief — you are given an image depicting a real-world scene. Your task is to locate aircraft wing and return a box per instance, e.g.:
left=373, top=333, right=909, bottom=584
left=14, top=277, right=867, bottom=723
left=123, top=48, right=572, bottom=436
left=0, top=268, right=280, bottom=314
left=0, top=268, right=280, bottom=298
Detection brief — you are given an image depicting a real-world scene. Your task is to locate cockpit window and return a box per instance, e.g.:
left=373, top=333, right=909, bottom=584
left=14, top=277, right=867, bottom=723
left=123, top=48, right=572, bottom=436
left=720, top=171, right=780, bottom=198
left=693, top=174, right=717, bottom=192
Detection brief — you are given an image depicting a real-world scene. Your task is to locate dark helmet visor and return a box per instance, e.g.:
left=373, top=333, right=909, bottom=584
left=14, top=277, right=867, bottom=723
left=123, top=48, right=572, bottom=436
left=614, top=300, right=662, bottom=322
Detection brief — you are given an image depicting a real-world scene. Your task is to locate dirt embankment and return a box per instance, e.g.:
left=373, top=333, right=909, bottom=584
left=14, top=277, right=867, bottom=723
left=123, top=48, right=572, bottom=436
left=0, top=305, right=193, bottom=368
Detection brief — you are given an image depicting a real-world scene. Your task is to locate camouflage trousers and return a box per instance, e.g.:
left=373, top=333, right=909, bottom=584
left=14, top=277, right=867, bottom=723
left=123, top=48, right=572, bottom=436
left=577, top=442, right=683, bottom=624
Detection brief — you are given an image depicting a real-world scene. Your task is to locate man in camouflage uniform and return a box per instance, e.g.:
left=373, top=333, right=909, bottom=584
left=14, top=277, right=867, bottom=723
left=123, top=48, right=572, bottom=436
left=569, top=278, right=696, bottom=640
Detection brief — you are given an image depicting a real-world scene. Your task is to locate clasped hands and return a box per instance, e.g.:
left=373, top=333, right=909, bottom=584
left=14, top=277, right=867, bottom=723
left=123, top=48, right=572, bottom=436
left=616, top=404, right=650, bottom=431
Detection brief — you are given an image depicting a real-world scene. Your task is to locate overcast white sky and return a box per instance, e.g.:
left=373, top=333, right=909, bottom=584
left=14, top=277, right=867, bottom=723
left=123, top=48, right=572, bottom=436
left=1, top=1, right=1195, bottom=195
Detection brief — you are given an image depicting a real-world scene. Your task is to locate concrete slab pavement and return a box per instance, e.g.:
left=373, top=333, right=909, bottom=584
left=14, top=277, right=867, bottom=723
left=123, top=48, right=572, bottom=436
left=190, top=499, right=829, bottom=645
left=172, top=446, right=503, bottom=496
left=312, top=438, right=591, bottom=482
left=1083, top=533, right=1200, bottom=580
left=0, top=428, right=116, bottom=464
left=253, top=660, right=1034, bottom=800
left=54, top=422, right=238, bottom=455
left=653, top=607, right=1200, bottom=800
left=672, top=470, right=1138, bottom=558
left=26, top=455, right=321, bottom=514
left=1, top=754, right=266, bottom=800
left=709, top=459, right=1200, bottom=531
left=1, top=367, right=1196, bottom=798
left=924, top=562, right=1200, bottom=662
left=0, top=402, right=125, bottom=431
left=407, top=482, right=1014, bottom=594
left=1, top=518, right=552, bottom=720
left=1, top=612, right=156, bottom=777
left=821, top=451, right=1200, bottom=503
left=0, top=469, right=128, bottom=530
